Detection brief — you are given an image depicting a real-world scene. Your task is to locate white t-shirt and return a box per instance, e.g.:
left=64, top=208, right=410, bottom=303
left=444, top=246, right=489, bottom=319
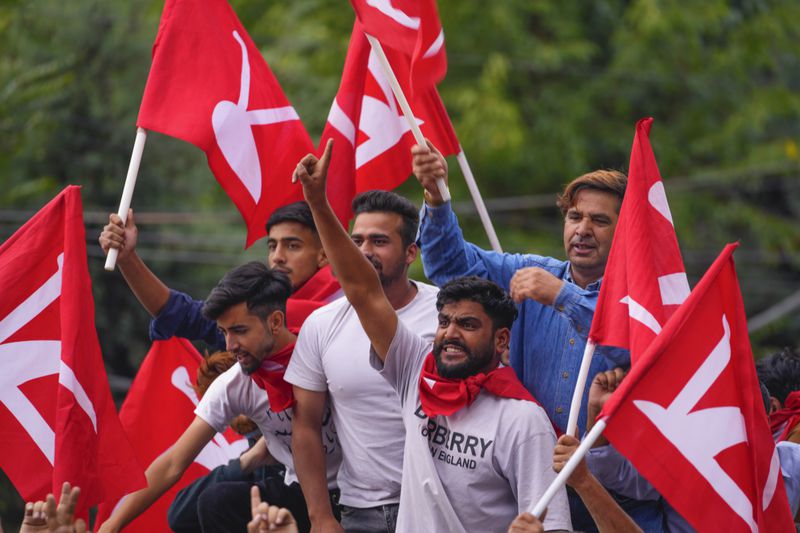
left=285, top=281, right=439, bottom=507
left=371, top=321, right=573, bottom=533
left=195, top=361, right=340, bottom=488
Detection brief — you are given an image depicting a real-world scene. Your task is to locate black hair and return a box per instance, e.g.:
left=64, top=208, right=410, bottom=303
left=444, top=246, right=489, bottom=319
left=756, top=347, right=800, bottom=405
left=266, top=201, right=317, bottom=234
left=352, top=190, right=419, bottom=248
left=202, top=262, right=292, bottom=321
left=435, top=276, right=518, bottom=330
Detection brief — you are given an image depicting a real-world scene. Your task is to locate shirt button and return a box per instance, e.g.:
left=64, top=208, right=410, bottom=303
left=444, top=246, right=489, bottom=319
left=557, top=305, right=565, bottom=312
left=562, top=372, right=569, bottom=379
left=555, top=407, right=563, bottom=414
left=569, top=338, right=575, bottom=346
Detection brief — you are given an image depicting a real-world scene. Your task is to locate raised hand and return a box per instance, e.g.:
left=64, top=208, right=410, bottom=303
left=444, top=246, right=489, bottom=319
left=247, top=485, right=298, bottom=533
left=411, top=140, right=448, bottom=206
left=293, top=138, right=333, bottom=209
left=21, top=482, right=86, bottom=533
left=98, top=209, right=138, bottom=264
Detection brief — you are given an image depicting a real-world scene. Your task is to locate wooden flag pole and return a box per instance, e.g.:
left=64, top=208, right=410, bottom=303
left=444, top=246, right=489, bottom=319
left=565, top=340, right=596, bottom=438
left=455, top=148, right=502, bottom=252
left=531, top=418, right=607, bottom=518
left=104, top=127, right=148, bottom=272
left=364, top=33, right=450, bottom=202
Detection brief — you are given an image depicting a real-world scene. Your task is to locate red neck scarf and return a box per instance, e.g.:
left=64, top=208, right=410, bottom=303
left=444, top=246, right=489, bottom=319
left=418, top=352, right=538, bottom=417
left=770, top=390, right=800, bottom=442
left=286, top=265, right=341, bottom=329
left=250, top=341, right=296, bottom=413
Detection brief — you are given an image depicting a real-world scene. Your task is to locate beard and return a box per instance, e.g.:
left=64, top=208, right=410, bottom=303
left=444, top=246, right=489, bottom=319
left=366, top=255, right=406, bottom=288
left=235, top=337, right=275, bottom=376
left=432, top=338, right=496, bottom=379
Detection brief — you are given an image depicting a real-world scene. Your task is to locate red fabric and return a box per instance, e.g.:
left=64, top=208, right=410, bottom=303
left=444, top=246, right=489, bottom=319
left=286, top=265, right=340, bottom=329
left=137, top=0, right=315, bottom=247
left=349, top=0, right=446, bottom=94
left=770, top=391, right=800, bottom=442
left=322, top=22, right=460, bottom=223
left=589, top=118, right=689, bottom=364
left=600, top=243, right=795, bottom=533
left=0, top=186, right=145, bottom=515
left=95, top=338, right=247, bottom=531
left=418, top=353, right=537, bottom=417
left=250, top=342, right=296, bottom=413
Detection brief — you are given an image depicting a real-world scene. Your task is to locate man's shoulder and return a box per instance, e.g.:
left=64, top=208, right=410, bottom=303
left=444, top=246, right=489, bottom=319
left=412, top=280, right=440, bottom=300
left=302, top=296, right=355, bottom=326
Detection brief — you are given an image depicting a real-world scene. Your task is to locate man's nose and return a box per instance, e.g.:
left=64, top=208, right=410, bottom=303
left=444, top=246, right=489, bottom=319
left=271, top=245, right=287, bottom=264
left=226, top=335, right=238, bottom=352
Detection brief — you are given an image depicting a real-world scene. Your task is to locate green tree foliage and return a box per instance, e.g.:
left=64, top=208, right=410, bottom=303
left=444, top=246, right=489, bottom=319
left=1, top=0, right=799, bottom=524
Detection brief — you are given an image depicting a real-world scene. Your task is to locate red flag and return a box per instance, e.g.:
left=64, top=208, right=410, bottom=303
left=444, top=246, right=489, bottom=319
left=0, top=186, right=145, bottom=514
left=349, top=0, right=446, bottom=93
left=95, top=339, right=248, bottom=531
left=589, top=118, right=690, bottom=364
left=600, top=243, right=795, bottom=532
left=322, top=22, right=459, bottom=222
left=137, top=0, right=315, bottom=247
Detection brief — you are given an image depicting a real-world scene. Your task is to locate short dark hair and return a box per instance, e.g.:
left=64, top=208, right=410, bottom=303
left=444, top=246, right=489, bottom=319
left=556, top=170, right=627, bottom=216
left=266, top=201, right=317, bottom=234
left=202, top=262, right=292, bottom=321
left=352, top=190, right=419, bottom=248
left=756, top=347, right=800, bottom=405
left=436, top=276, right=518, bottom=330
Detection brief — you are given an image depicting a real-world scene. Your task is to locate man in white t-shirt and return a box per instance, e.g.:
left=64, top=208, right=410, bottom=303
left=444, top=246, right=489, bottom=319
left=97, top=262, right=340, bottom=533
left=291, top=141, right=572, bottom=533
left=286, top=189, right=438, bottom=533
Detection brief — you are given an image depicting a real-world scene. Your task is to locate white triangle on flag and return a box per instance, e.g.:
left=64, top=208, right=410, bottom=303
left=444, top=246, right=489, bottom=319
left=423, top=377, right=437, bottom=389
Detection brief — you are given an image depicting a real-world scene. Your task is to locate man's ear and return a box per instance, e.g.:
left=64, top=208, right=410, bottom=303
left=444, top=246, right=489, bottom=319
left=268, top=309, right=285, bottom=333
left=405, top=242, right=419, bottom=266
left=494, top=327, right=511, bottom=356
left=769, top=396, right=783, bottom=415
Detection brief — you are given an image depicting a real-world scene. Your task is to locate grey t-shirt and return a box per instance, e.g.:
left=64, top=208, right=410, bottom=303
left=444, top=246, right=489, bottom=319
left=371, top=321, right=573, bottom=533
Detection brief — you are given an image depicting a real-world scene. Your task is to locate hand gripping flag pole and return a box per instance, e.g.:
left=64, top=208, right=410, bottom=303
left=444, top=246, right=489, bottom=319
left=104, top=127, right=147, bottom=271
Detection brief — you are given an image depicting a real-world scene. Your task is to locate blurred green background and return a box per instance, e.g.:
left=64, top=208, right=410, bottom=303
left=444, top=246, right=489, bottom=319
left=1, top=0, right=799, bottom=526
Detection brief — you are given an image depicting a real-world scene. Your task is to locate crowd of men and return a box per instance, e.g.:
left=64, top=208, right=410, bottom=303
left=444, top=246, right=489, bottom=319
left=19, top=140, right=798, bottom=532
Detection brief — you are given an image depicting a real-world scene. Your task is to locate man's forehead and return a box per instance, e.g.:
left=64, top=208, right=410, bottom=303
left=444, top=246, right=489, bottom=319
left=351, top=211, right=402, bottom=235
left=267, top=221, right=317, bottom=242
left=217, top=302, right=258, bottom=326
left=439, top=300, right=487, bottom=318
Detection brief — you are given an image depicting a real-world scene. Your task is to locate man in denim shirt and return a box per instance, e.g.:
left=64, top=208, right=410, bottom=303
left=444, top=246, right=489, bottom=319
left=412, top=142, right=629, bottom=433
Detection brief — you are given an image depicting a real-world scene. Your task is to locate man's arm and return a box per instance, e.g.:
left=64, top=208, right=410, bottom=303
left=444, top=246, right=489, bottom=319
left=294, top=140, right=397, bottom=359
left=553, top=435, right=643, bottom=533
left=98, top=210, right=169, bottom=317
left=291, top=386, right=343, bottom=533
left=97, top=417, right=217, bottom=533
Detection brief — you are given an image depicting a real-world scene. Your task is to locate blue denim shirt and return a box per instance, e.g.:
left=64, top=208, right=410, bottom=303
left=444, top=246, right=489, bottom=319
left=149, top=289, right=225, bottom=351
left=417, top=201, right=629, bottom=433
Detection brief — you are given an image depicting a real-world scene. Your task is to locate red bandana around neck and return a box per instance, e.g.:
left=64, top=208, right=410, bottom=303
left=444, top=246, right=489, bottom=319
left=418, top=352, right=538, bottom=418
left=249, top=341, right=296, bottom=413
left=770, top=390, right=800, bottom=442
left=285, top=265, right=341, bottom=329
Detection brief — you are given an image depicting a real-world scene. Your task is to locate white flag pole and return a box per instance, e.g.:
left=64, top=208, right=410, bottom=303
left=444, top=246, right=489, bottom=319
left=364, top=33, right=450, bottom=202
left=565, top=340, right=596, bottom=438
left=104, top=127, right=148, bottom=272
left=455, top=148, right=502, bottom=252
left=531, top=418, right=607, bottom=518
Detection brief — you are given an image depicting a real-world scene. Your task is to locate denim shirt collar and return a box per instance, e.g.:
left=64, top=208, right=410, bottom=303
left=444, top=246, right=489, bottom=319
left=563, top=262, right=603, bottom=292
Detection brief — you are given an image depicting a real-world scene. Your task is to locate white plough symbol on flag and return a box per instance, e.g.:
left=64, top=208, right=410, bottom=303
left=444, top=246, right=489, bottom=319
left=635, top=315, right=780, bottom=533
left=0, top=254, right=97, bottom=465
left=212, top=31, right=300, bottom=204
